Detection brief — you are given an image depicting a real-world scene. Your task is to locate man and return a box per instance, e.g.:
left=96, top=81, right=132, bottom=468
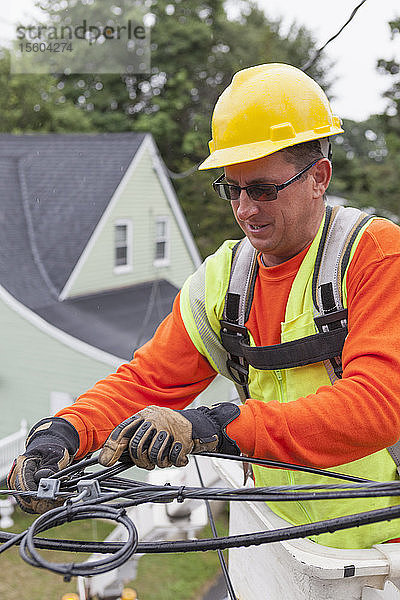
left=9, top=63, right=400, bottom=549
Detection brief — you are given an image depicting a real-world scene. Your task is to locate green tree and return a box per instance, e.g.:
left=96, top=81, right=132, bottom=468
left=377, top=18, right=400, bottom=137
left=5, top=0, right=331, bottom=255
left=329, top=16, right=400, bottom=222
left=0, top=50, right=91, bottom=133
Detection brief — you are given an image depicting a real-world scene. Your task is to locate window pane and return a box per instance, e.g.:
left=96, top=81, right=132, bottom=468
left=155, top=240, right=166, bottom=260
left=115, top=246, right=127, bottom=266
left=115, top=224, right=127, bottom=244
left=156, top=220, right=166, bottom=238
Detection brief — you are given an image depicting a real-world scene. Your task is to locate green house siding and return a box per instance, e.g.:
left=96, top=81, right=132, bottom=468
left=66, top=145, right=197, bottom=298
left=0, top=297, right=118, bottom=439
left=0, top=297, right=233, bottom=439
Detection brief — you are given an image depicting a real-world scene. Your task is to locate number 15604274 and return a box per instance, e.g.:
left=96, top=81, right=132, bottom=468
left=19, top=42, right=73, bottom=52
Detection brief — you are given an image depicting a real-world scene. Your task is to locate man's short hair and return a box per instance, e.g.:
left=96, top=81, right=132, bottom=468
left=280, top=140, right=324, bottom=169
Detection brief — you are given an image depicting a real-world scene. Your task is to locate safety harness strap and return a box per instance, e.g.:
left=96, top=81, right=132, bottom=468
left=313, top=207, right=374, bottom=310
left=220, top=206, right=373, bottom=394
left=225, top=238, right=259, bottom=324
left=221, top=239, right=259, bottom=395
left=312, top=206, right=374, bottom=381
left=220, top=323, right=348, bottom=370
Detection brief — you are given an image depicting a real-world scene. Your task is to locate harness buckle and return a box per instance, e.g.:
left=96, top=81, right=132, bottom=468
left=220, top=320, right=250, bottom=338
left=314, top=308, right=348, bottom=333
left=220, top=320, right=250, bottom=386
left=314, top=309, right=348, bottom=379
left=226, top=359, right=249, bottom=385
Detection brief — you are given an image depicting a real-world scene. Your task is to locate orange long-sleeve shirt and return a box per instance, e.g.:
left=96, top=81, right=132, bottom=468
left=57, top=218, right=400, bottom=468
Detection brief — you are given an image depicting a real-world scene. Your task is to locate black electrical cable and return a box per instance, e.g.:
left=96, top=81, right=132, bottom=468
left=31, top=451, right=376, bottom=485
left=19, top=502, right=138, bottom=577
left=2, top=478, right=399, bottom=558
left=194, top=456, right=237, bottom=600
left=136, top=503, right=400, bottom=553
left=4, top=502, right=400, bottom=557
left=64, top=462, right=134, bottom=490
left=93, top=478, right=400, bottom=511
left=3, top=479, right=400, bottom=514
left=302, top=0, right=369, bottom=71
left=3, top=450, right=400, bottom=579
left=49, top=455, right=99, bottom=479
left=0, top=529, right=29, bottom=554
left=199, top=452, right=373, bottom=483
left=0, top=489, right=72, bottom=499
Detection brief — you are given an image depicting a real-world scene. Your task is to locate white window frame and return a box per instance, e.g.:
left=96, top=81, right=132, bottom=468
left=114, top=219, right=133, bottom=274
left=154, top=216, right=170, bottom=267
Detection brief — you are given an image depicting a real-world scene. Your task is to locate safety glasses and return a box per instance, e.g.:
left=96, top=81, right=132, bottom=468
left=212, top=159, right=320, bottom=202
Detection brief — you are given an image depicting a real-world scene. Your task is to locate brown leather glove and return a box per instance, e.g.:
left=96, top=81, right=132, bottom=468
left=7, top=417, right=79, bottom=514
left=99, top=403, right=241, bottom=470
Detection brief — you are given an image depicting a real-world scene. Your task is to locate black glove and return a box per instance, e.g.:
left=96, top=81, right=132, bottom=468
left=7, top=417, right=79, bottom=514
left=99, top=402, right=241, bottom=470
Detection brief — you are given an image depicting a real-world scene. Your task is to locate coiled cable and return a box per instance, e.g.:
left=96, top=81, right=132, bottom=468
left=19, top=502, right=138, bottom=578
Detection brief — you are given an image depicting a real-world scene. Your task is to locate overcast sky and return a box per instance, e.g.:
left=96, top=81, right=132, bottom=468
left=1, top=0, right=400, bottom=122
left=254, top=0, right=400, bottom=121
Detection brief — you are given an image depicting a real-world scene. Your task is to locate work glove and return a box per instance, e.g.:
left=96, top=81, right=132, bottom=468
left=7, top=417, right=80, bottom=514
left=99, top=403, right=241, bottom=470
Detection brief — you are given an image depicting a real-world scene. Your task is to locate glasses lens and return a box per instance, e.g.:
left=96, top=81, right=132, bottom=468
left=214, top=182, right=240, bottom=201
left=247, top=185, right=277, bottom=202
left=213, top=180, right=277, bottom=201
left=227, top=185, right=241, bottom=200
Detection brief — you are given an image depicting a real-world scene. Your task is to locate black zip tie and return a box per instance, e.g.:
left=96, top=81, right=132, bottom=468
left=177, top=486, right=185, bottom=503
left=63, top=566, right=73, bottom=583
left=65, top=499, right=73, bottom=522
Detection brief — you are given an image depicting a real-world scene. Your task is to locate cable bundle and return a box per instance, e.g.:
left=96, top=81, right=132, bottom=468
left=1, top=452, right=400, bottom=580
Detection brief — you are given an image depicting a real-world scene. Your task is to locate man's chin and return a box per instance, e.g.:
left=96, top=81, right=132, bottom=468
left=245, top=234, right=275, bottom=255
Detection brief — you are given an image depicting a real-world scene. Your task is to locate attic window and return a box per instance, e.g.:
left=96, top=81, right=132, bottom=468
left=154, top=216, right=170, bottom=267
left=114, top=220, right=132, bottom=273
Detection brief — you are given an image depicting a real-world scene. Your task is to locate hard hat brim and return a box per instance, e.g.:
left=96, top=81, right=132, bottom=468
left=198, top=127, right=344, bottom=171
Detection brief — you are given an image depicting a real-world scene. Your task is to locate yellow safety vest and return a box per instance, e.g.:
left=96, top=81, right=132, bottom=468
left=180, top=207, right=400, bottom=549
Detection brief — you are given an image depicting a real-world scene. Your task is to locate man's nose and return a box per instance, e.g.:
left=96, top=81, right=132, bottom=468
left=236, top=190, right=260, bottom=221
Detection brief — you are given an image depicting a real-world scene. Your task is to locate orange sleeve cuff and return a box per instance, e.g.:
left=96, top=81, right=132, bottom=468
left=226, top=403, right=256, bottom=456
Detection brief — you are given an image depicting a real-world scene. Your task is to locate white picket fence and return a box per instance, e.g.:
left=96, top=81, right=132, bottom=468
left=0, top=420, right=28, bottom=482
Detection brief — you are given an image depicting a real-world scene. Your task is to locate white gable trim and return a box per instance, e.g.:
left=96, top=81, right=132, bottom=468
left=59, top=135, right=151, bottom=301
left=60, top=134, right=201, bottom=301
left=0, top=284, right=123, bottom=368
left=147, top=136, right=202, bottom=269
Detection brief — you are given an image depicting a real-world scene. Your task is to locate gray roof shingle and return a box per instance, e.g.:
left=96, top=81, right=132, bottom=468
left=35, top=279, right=178, bottom=360
left=0, top=132, right=146, bottom=296
left=0, top=133, right=180, bottom=360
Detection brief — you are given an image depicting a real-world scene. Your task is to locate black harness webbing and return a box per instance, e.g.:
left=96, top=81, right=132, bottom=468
left=220, top=206, right=373, bottom=393
left=220, top=322, right=348, bottom=371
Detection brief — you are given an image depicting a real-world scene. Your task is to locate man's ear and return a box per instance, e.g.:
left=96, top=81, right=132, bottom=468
left=312, top=158, right=332, bottom=198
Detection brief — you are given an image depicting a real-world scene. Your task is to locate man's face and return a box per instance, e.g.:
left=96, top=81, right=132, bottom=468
left=225, top=152, right=330, bottom=266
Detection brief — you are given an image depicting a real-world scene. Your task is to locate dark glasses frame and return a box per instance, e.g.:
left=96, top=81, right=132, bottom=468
left=212, top=159, right=321, bottom=202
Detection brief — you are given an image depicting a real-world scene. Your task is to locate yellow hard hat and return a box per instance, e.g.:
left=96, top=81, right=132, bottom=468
left=198, top=63, right=343, bottom=170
